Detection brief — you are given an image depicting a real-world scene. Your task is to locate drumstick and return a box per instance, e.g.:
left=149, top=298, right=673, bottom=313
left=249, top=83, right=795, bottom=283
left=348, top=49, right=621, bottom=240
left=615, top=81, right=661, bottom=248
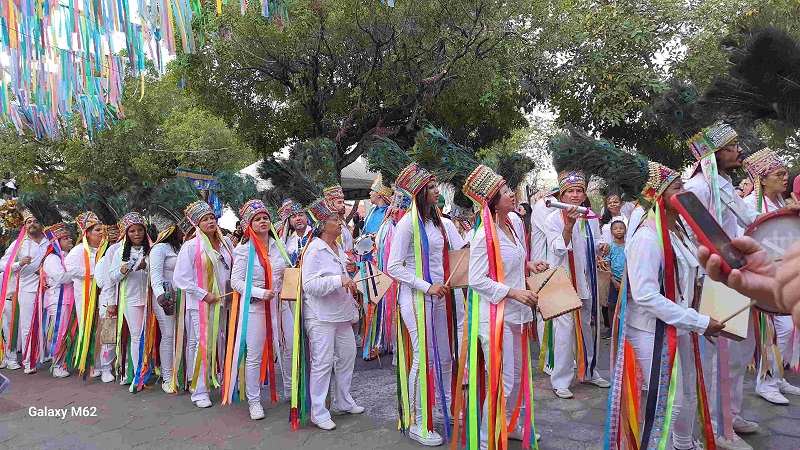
left=719, top=299, right=757, bottom=324
left=353, top=273, right=383, bottom=283
left=444, top=253, right=468, bottom=287
left=533, top=269, right=557, bottom=294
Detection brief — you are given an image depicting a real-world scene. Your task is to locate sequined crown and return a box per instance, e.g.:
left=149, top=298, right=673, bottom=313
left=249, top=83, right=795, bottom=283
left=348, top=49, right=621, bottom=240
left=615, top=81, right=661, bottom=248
left=686, top=121, right=738, bottom=160
left=184, top=201, right=215, bottom=227
left=557, top=171, right=587, bottom=195
left=239, top=199, right=271, bottom=229
left=395, top=164, right=434, bottom=196
left=742, top=148, right=784, bottom=180
left=462, top=164, right=506, bottom=206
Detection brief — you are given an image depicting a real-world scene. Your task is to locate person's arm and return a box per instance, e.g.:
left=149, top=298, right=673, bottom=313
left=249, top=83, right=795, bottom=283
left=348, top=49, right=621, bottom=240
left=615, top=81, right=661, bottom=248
left=628, top=231, right=709, bottom=333
left=173, top=241, right=208, bottom=300
left=544, top=211, right=570, bottom=258
left=467, top=232, right=510, bottom=304
left=301, top=246, right=344, bottom=297
left=43, top=255, right=70, bottom=287
left=386, top=215, right=432, bottom=293
left=64, top=248, right=86, bottom=279
left=0, top=243, right=20, bottom=272
left=149, top=245, right=167, bottom=299
left=108, top=247, right=127, bottom=283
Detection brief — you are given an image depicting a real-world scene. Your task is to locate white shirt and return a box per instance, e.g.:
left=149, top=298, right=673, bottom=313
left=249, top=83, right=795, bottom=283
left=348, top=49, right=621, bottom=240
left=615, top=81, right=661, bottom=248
left=387, top=214, right=466, bottom=301
left=0, top=235, right=49, bottom=292
left=620, top=201, right=636, bottom=218
left=469, top=213, right=532, bottom=324
left=42, top=253, right=72, bottom=310
left=529, top=196, right=555, bottom=263
left=173, top=236, right=234, bottom=311
left=743, top=191, right=785, bottom=214
left=544, top=209, right=604, bottom=299
left=601, top=215, right=628, bottom=244
left=149, top=242, right=178, bottom=299
left=110, top=245, right=149, bottom=307
left=65, top=242, right=99, bottom=304
left=626, top=205, right=647, bottom=242
left=231, top=237, right=287, bottom=313
left=626, top=222, right=709, bottom=335
left=95, top=243, right=121, bottom=307
left=684, top=172, right=758, bottom=239
left=285, top=227, right=313, bottom=265
left=301, top=238, right=358, bottom=323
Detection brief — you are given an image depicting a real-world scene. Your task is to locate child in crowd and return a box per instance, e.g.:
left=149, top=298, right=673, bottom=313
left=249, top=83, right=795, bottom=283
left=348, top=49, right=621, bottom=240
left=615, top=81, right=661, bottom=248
left=602, top=219, right=626, bottom=339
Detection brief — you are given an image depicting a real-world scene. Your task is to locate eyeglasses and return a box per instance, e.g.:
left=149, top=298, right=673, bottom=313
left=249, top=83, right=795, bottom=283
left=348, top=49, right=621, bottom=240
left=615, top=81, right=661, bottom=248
left=218, top=254, right=230, bottom=271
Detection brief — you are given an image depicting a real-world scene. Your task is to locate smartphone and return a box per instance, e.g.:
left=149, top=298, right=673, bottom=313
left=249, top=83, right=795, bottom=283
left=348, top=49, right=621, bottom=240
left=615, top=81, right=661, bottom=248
left=670, top=191, right=747, bottom=273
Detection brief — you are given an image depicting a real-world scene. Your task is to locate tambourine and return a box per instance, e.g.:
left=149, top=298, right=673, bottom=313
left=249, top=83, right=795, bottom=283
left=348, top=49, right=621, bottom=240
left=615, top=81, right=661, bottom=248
left=353, top=233, right=376, bottom=256
left=744, top=208, right=800, bottom=315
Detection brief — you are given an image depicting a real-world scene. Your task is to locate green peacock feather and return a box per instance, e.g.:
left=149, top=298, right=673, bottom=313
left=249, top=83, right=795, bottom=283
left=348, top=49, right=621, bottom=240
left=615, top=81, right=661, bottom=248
left=259, top=143, right=321, bottom=207
left=303, top=138, right=340, bottom=194
left=360, top=134, right=413, bottom=185
left=214, top=171, right=261, bottom=214
left=147, top=178, right=202, bottom=224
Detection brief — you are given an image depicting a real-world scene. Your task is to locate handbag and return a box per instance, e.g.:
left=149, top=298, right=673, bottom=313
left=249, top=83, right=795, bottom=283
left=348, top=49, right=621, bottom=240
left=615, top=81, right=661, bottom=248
left=98, top=317, right=117, bottom=345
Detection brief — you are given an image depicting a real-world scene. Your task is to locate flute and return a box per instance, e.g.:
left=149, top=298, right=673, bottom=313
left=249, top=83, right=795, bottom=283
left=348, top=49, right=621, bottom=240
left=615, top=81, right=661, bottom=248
left=545, top=199, right=589, bottom=215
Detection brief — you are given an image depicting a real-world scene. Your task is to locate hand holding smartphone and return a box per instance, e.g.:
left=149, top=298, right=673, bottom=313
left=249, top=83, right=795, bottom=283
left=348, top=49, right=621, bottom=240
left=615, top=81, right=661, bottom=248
left=670, top=191, right=747, bottom=274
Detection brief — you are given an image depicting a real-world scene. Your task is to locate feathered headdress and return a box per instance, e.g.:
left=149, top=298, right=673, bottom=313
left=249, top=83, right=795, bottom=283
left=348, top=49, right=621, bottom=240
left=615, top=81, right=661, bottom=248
left=303, top=138, right=343, bottom=204
left=482, top=147, right=536, bottom=193
left=652, top=79, right=712, bottom=141
left=409, top=124, right=477, bottom=187
left=361, top=134, right=413, bottom=186
left=259, top=144, right=321, bottom=209
left=18, top=191, right=63, bottom=226
left=702, top=28, right=800, bottom=128
left=148, top=178, right=202, bottom=232
left=53, top=183, right=127, bottom=226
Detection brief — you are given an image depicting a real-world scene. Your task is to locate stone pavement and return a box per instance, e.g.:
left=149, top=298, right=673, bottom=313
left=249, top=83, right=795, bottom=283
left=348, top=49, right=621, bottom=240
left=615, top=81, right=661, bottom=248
left=0, top=339, right=799, bottom=449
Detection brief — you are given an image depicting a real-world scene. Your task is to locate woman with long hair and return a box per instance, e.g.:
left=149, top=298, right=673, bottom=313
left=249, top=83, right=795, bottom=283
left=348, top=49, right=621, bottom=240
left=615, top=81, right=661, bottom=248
left=109, top=213, right=152, bottom=393
left=387, top=163, right=466, bottom=446
left=460, top=165, right=545, bottom=449
left=600, top=193, right=628, bottom=244
left=148, top=224, right=186, bottom=393
left=227, top=199, right=288, bottom=420
left=173, top=201, right=234, bottom=408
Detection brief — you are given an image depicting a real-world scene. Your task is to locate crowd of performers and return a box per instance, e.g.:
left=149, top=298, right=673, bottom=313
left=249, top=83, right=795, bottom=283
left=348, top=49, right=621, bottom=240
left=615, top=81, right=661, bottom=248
left=4, top=28, right=800, bottom=450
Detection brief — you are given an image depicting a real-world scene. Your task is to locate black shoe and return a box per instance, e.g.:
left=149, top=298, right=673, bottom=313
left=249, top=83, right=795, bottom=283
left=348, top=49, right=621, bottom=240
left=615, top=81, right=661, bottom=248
left=601, top=329, right=612, bottom=340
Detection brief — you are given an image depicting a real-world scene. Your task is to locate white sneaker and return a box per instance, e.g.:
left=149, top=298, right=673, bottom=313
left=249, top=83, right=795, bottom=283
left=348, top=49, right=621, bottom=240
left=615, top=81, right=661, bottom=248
left=3, top=360, right=20, bottom=370
left=90, top=369, right=101, bottom=378
left=249, top=403, right=265, bottom=420
left=582, top=377, right=611, bottom=388
left=715, top=436, right=752, bottom=450
left=508, top=427, right=541, bottom=441
left=409, top=424, right=443, bottom=446
left=779, top=379, right=800, bottom=396
left=23, top=367, right=37, bottom=374
left=554, top=388, right=574, bottom=399
left=315, top=418, right=337, bottom=431
left=674, top=439, right=704, bottom=450
left=101, top=371, right=115, bottom=383
left=53, top=367, right=70, bottom=378
left=43, top=356, right=53, bottom=363
left=342, top=405, right=365, bottom=414
left=161, top=381, right=174, bottom=394
left=757, top=390, right=789, bottom=405
left=732, top=417, right=759, bottom=434
left=120, top=377, right=131, bottom=386
left=194, top=398, right=212, bottom=408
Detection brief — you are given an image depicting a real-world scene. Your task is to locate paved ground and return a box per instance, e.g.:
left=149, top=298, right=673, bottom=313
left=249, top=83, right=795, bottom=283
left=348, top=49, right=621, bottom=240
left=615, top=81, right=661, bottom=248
left=1, top=339, right=799, bottom=449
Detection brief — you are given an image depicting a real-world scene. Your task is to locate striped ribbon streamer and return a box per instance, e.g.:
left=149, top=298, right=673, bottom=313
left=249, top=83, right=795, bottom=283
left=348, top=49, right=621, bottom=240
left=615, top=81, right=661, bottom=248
left=0, top=228, right=26, bottom=361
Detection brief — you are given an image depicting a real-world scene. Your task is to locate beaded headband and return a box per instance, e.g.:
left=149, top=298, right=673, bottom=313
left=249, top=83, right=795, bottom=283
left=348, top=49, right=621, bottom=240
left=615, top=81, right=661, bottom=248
left=120, top=212, right=146, bottom=233
left=557, top=171, right=587, bottom=195
left=44, top=222, right=71, bottom=241
left=75, top=211, right=100, bottom=234
left=639, top=162, right=678, bottom=208
left=21, top=209, right=35, bottom=223
left=184, top=200, right=215, bottom=227
left=239, top=199, right=271, bottom=229
left=104, top=224, right=122, bottom=242
left=278, top=198, right=304, bottom=222
left=307, top=197, right=338, bottom=223
left=462, top=164, right=506, bottom=206
left=742, top=148, right=785, bottom=180
left=371, top=174, right=393, bottom=202
left=395, top=163, right=434, bottom=196
left=686, top=121, right=738, bottom=160
left=323, top=185, right=345, bottom=204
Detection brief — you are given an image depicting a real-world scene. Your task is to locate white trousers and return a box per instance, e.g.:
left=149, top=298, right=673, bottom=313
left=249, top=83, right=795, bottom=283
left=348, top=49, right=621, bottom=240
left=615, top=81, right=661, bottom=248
left=628, top=328, right=697, bottom=448
left=478, top=321, right=525, bottom=449
left=774, top=315, right=794, bottom=366
left=399, top=295, right=453, bottom=426
left=125, top=304, right=146, bottom=379
left=152, top=300, right=175, bottom=384
left=702, top=313, right=756, bottom=435
left=539, top=297, right=600, bottom=389
left=242, top=302, right=294, bottom=404
left=2, top=297, right=11, bottom=360
left=305, top=318, right=357, bottom=423
left=273, top=298, right=294, bottom=399
left=16, top=291, right=36, bottom=368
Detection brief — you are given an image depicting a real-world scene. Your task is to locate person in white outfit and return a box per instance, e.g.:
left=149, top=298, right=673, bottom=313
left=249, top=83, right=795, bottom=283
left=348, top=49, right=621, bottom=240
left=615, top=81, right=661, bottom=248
left=173, top=201, right=234, bottom=409
left=684, top=122, right=759, bottom=450
left=149, top=225, right=185, bottom=393
left=387, top=163, right=466, bottom=446
left=543, top=171, right=610, bottom=398
left=230, top=199, right=289, bottom=420
left=740, top=148, right=800, bottom=405
left=0, top=209, right=49, bottom=373
left=280, top=199, right=313, bottom=267
left=40, top=223, right=75, bottom=378
left=109, top=213, right=151, bottom=392
left=623, top=167, right=724, bottom=450
left=92, top=225, right=122, bottom=384
left=300, top=197, right=364, bottom=431
left=64, top=212, right=107, bottom=379
left=463, top=165, right=546, bottom=449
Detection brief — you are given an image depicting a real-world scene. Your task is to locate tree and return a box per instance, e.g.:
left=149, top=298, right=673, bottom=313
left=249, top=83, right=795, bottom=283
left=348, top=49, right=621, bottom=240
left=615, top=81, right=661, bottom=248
left=0, top=70, right=257, bottom=196
left=177, top=0, right=537, bottom=173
